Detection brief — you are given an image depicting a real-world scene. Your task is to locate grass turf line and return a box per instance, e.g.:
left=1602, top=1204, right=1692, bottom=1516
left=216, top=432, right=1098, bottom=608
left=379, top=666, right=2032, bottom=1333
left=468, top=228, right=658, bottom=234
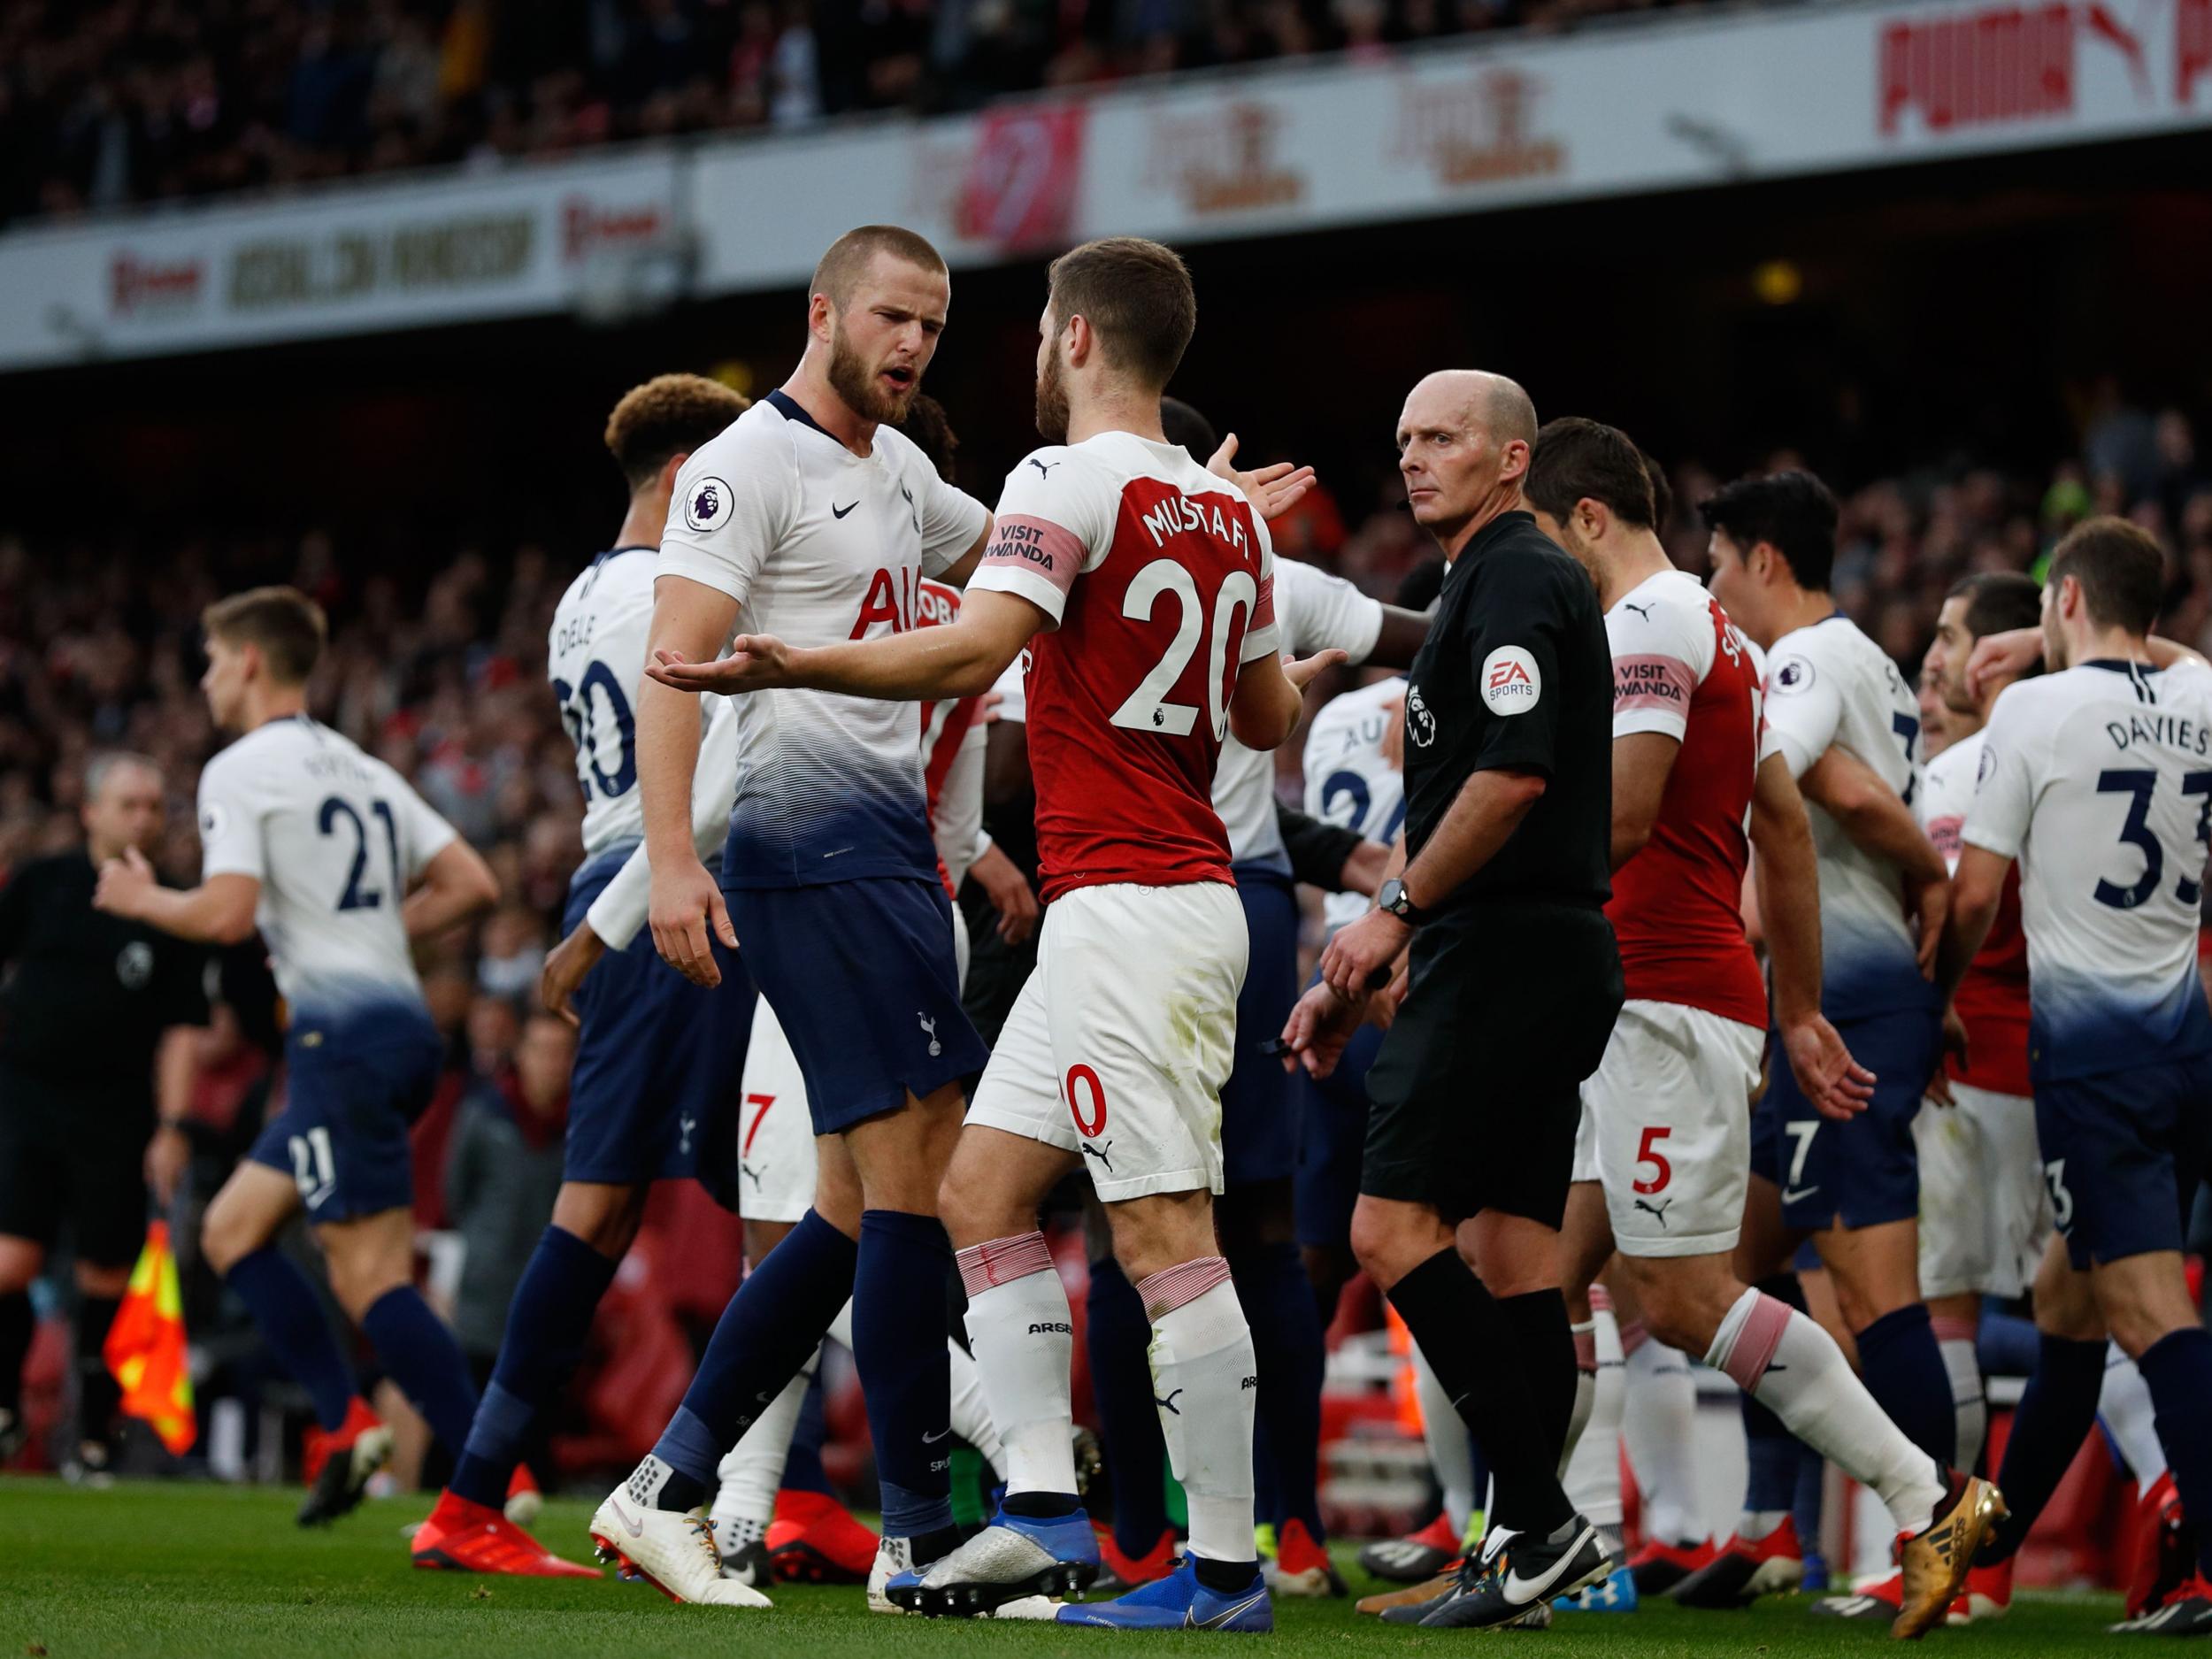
left=0, top=1477, right=2125, bottom=1656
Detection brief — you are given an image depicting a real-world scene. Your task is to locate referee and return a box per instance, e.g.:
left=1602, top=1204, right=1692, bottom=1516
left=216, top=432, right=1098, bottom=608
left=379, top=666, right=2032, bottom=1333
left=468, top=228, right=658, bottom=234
left=1282, top=371, right=1620, bottom=1627
left=0, top=753, right=208, bottom=1477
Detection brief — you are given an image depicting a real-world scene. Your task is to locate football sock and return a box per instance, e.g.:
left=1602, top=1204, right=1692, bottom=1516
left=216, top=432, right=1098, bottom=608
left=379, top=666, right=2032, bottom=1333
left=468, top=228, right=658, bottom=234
left=450, top=1224, right=617, bottom=1509
left=1854, top=1302, right=1956, bottom=1467
left=1709, top=1286, right=1947, bottom=1537
left=642, top=1207, right=857, bottom=1512
left=713, top=1347, right=817, bottom=1534
left=1087, top=1255, right=1171, bottom=1555
left=1793, top=1439, right=1826, bottom=1555
left=0, top=1291, right=30, bottom=1419
left=1500, top=1287, right=1578, bottom=1476
left=1386, top=1248, right=1574, bottom=1537
left=1933, top=1313, right=1988, bottom=1475
left=1231, top=1241, right=1326, bottom=1540
left=359, top=1286, right=479, bottom=1456
left=1621, top=1327, right=1703, bottom=1545
left=1563, top=1291, right=1624, bottom=1531
left=2135, top=1327, right=2212, bottom=1577
left=1735, top=1275, right=1807, bottom=1535
left=1140, top=1258, right=1257, bottom=1570
left=783, top=1364, right=833, bottom=1494
left=1564, top=1317, right=1597, bottom=1473
left=1411, top=1336, right=1477, bottom=1534
left=946, top=1332, right=1006, bottom=1478
left=854, top=1210, right=955, bottom=1537
left=1982, top=1333, right=2104, bottom=1562
left=2101, top=1344, right=2169, bottom=1486
left=956, top=1232, right=1078, bottom=1499
left=223, top=1246, right=356, bottom=1432
left=73, top=1294, right=121, bottom=1451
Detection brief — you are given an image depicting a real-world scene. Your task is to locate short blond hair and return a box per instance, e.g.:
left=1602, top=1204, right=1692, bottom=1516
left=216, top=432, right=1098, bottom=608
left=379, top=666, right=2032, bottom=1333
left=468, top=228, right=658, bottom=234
left=810, top=225, right=948, bottom=310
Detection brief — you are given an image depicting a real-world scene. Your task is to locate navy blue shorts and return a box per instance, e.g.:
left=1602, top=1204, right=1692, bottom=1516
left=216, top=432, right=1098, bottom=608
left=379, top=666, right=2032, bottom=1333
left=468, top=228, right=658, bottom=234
left=2036, top=1054, right=2212, bottom=1270
left=250, top=1001, right=442, bottom=1222
left=727, top=876, right=986, bottom=1134
left=1222, top=868, right=1301, bottom=1188
left=1293, top=966, right=1386, bottom=1251
left=1752, top=1002, right=1940, bottom=1231
left=563, top=857, right=754, bottom=1194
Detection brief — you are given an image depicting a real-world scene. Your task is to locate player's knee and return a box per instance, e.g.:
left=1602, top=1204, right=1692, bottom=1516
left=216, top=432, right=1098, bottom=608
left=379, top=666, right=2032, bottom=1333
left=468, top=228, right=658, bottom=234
left=550, top=1183, right=645, bottom=1260
left=1348, top=1200, right=1419, bottom=1290
left=198, top=1197, right=262, bottom=1276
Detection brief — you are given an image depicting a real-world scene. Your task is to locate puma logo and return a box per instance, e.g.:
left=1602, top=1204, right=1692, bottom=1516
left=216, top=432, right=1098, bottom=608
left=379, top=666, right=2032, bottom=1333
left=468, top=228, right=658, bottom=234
left=1027, top=457, right=1060, bottom=478
left=1632, top=1195, right=1673, bottom=1228
left=741, top=1162, right=763, bottom=1189
left=1080, top=1140, right=1114, bottom=1173
left=1622, top=600, right=1655, bottom=620
left=1156, top=1388, right=1184, bottom=1417
left=918, top=1012, right=941, bottom=1056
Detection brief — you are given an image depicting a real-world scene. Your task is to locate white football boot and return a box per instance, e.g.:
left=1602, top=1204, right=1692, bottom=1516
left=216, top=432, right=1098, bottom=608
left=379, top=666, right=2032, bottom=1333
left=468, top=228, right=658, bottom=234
left=589, top=1488, right=772, bottom=1607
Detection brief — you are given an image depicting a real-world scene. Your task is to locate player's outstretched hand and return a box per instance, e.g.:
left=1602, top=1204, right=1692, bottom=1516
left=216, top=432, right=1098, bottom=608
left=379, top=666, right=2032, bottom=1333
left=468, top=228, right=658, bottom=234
left=1208, top=433, right=1317, bottom=521
left=646, top=638, right=796, bottom=695
left=1283, top=649, right=1349, bottom=693
left=92, top=845, right=156, bottom=918
left=1966, top=626, right=2042, bottom=703
left=1928, top=1003, right=1970, bottom=1107
left=1279, top=980, right=1365, bottom=1079
left=969, top=841, right=1039, bottom=945
left=649, top=856, right=738, bottom=987
left=1780, top=1012, right=1876, bottom=1122
left=541, top=921, right=608, bottom=1025
left=1318, top=905, right=1410, bottom=1002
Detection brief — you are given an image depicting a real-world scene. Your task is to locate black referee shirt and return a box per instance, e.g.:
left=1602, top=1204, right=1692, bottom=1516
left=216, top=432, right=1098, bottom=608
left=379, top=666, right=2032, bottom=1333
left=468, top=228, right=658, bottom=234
left=0, top=850, right=209, bottom=1096
left=1399, top=510, right=1612, bottom=918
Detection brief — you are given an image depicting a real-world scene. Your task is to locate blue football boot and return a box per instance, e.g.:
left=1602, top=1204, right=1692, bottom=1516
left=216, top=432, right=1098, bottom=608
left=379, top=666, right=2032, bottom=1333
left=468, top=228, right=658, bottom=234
left=1054, top=1555, right=1272, bottom=1631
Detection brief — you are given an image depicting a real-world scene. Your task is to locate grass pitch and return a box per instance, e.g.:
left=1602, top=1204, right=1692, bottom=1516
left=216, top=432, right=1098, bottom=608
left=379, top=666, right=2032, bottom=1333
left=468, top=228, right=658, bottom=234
left=0, top=1477, right=2127, bottom=1657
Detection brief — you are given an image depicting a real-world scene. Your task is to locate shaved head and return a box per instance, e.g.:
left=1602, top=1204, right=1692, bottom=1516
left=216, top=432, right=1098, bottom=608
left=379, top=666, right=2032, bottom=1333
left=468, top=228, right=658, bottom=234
left=1406, top=370, right=1537, bottom=448
left=1396, top=370, right=1539, bottom=551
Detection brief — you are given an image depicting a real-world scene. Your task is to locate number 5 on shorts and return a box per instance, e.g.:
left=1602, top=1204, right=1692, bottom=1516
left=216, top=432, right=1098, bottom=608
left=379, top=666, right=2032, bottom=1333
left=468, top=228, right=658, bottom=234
left=1632, top=1126, right=1672, bottom=1194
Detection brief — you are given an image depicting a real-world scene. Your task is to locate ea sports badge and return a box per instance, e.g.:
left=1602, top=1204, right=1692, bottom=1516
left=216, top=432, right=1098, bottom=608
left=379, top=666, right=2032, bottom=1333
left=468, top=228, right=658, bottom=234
left=1480, top=645, right=1541, bottom=716
left=684, top=475, right=734, bottom=533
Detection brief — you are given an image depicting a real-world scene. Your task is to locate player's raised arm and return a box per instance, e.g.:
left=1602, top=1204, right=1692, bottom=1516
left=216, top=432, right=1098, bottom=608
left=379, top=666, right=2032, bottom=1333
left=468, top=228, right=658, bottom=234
left=638, top=572, right=742, bottom=985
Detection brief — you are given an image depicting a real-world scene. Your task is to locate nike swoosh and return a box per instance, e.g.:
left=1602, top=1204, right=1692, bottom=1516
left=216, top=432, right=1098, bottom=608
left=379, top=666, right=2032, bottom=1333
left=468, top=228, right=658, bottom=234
left=1187, top=1589, right=1269, bottom=1629
left=1781, top=1185, right=1821, bottom=1204
left=609, top=1496, right=645, bottom=1538
left=1502, top=1533, right=1593, bottom=1603
left=822, top=847, right=853, bottom=859
left=921, top=1427, right=953, bottom=1444
left=833, top=501, right=858, bottom=518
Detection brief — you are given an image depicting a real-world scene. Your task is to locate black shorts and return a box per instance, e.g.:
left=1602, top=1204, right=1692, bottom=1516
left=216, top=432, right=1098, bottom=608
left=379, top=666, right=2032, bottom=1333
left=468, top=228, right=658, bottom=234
left=0, top=1064, right=154, bottom=1267
left=1362, top=904, right=1623, bottom=1229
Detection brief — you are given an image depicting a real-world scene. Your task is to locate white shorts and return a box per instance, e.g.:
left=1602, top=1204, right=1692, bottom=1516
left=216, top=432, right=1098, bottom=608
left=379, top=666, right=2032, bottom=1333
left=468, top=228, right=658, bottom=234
left=1915, top=1080, right=2051, bottom=1300
left=735, top=903, right=970, bottom=1225
left=965, top=881, right=1245, bottom=1203
left=1574, top=1000, right=1765, bottom=1259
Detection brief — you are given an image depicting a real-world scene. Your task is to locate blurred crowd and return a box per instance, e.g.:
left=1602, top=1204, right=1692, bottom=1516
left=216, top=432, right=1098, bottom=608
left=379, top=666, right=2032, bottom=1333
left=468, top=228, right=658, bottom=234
left=4, top=0, right=1697, bottom=225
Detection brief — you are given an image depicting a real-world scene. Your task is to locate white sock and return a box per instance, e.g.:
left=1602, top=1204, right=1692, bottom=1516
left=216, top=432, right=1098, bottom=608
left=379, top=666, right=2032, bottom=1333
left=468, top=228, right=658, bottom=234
left=827, top=1298, right=854, bottom=1352
left=947, top=1334, right=1007, bottom=1478
left=1622, top=1326, right=1704, bottom=1546
left=1563, top=1317, right=1598, bottom=1477
left=1564, top=1293, right=1625, bottom=1530
left=2102, top=1344, right=2170, bottom=1486
left=1139, top=1258, right=1256, bottom=1566
left=1933, top=1319, right=1987, bottom=1474
left=1708, top=1287, right=1945, bottom=1536
left=712, top=1346, right=817, bottom=1531
left=1412, top=1337, right=1476, bottom=1534
left=956, top=1233, right=1077, bottom=1496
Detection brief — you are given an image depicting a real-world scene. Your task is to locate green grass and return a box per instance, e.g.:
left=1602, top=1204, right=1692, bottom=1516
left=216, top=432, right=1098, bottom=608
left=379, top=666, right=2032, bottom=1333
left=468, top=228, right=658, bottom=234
left=0, top=1477, right=2126, bottom=1657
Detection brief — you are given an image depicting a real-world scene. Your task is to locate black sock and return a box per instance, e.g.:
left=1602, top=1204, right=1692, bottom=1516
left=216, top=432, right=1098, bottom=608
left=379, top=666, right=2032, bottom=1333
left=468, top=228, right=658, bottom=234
left=74, top=1294, right=123, bottom=1452
left=1002, top=1490, right=1083, bottom=1518
left=909, top=1522, right=964, bottom=1569
left=1194, top=1554, right=1257, bottom=1593
left=1981, top=1334, right=2105, bottom=1563
left=1497, top=1289, right=1575, bottom=1475
left=0, top=1291, right=33, bottom=1418
left=1386, top=1248, right=1573, bottom=1537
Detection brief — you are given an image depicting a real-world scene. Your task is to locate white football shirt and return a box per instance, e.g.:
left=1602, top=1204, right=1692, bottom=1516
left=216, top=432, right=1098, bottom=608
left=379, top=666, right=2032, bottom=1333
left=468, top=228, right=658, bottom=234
left=1762, top=613, right=1928, bottom=1018
left=1302, top=674, right=1407, bottom=932
left=657, top=390, right=991, bottom=887
left=196, top=716, right=455, bottom=1019
left=1917, top=726, right=1982, bottom=873
left=1215, top=558, right=1383, bottom=867
left=1964, top=658, right=2212, bottom=1079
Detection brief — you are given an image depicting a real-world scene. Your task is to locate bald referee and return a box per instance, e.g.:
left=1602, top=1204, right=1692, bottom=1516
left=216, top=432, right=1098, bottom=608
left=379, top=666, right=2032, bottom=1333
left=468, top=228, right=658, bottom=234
left=0, top=754, right=207, bottom=1478
left=1283, top=371, right=1620, bottom=1628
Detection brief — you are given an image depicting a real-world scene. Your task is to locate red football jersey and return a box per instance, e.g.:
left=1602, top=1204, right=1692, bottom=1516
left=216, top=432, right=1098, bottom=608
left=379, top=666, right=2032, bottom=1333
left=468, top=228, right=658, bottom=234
left=969, top=433, right=1279, bottom=902
left=1920, top=727, right=2030, bottom=1095
left=916, top=577, right=984, bottom=897
left=1603, top=570, right=1770, bottom=1029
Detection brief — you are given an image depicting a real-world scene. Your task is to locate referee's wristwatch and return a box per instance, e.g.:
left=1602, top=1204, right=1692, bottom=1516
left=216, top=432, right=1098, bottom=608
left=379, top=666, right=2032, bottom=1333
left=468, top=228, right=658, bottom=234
left=1377, top=878, right=1426, bottom=926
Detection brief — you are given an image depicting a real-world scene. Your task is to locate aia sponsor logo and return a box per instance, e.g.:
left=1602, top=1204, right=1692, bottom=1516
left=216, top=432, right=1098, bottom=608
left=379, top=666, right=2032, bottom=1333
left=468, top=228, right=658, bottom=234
left=1878, top=1, right=2155, bottom=137
left=111, top=252, right=204, bottom=316
left=1390, top=68, right=1567, bottom=189
left=1141, top=103, right=1305, bottom=216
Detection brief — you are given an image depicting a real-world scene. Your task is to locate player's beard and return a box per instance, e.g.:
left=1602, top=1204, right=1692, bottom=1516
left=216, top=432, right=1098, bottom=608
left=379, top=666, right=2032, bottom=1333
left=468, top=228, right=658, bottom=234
left=1034, top=345, right=1071, bottom=446
left=826, top=319, right=915, bottom=424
